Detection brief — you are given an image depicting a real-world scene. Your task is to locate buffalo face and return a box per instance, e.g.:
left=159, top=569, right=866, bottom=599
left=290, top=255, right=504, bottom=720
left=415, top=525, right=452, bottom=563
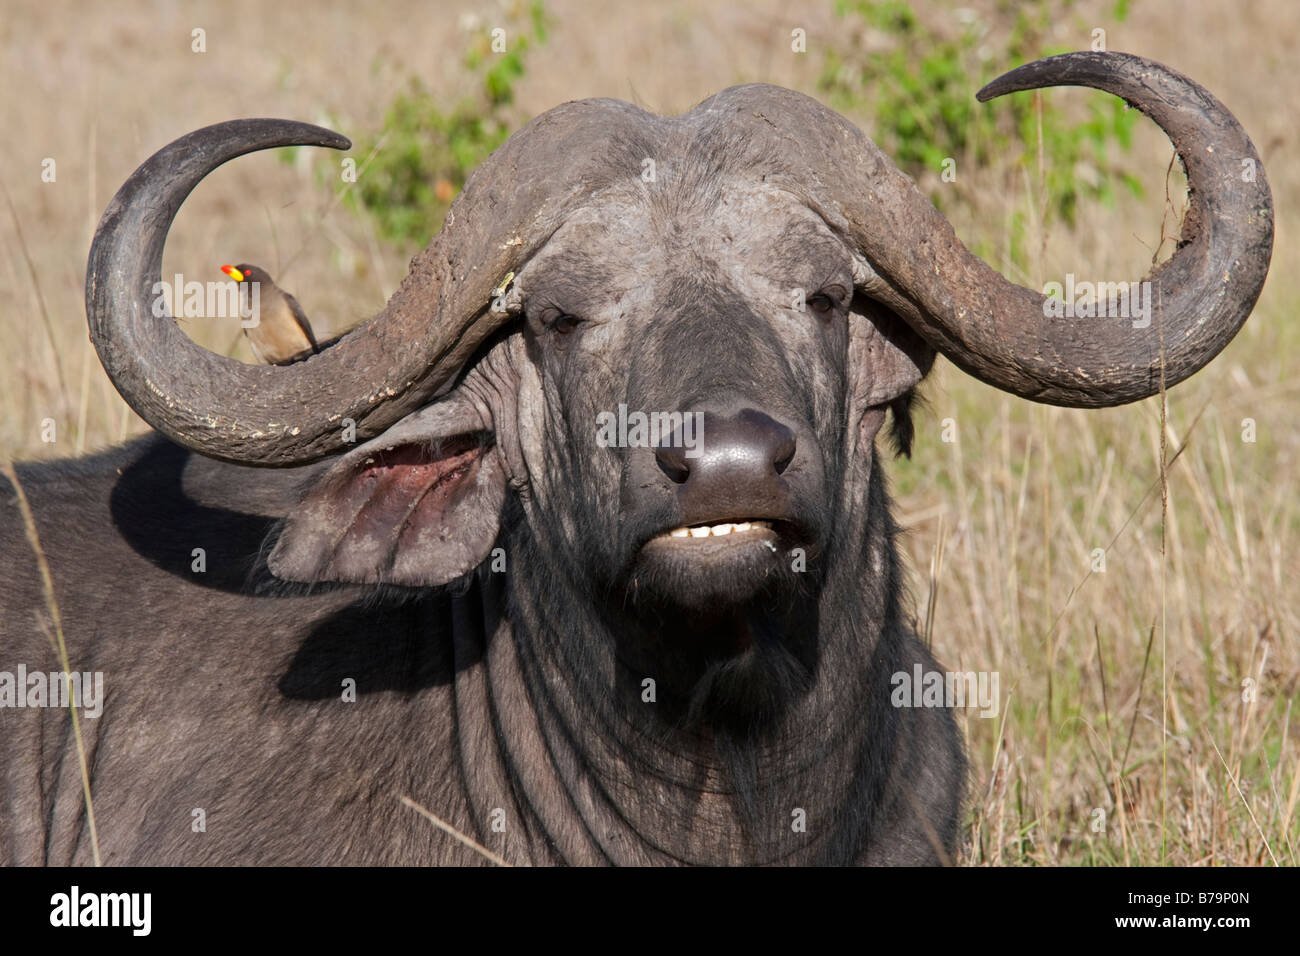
left=509, top=190, right=925, bottom=618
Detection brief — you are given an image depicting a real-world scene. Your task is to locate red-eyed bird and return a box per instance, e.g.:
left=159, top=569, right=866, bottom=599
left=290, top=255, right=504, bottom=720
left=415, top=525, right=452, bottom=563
left=220, top=263, right=319, bottom=365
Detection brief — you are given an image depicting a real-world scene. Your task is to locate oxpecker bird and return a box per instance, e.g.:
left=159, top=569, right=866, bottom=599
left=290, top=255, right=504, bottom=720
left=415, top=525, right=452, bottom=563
left=220, top=263, right=319, bottom=365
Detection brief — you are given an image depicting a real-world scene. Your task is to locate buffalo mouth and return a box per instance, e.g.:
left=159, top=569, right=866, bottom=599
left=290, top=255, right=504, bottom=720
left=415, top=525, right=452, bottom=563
left=627, top=515, right=814, bottom=611
left=639, top=517, right=799, bottom=554
left=657, top=518, right=776, bottom=542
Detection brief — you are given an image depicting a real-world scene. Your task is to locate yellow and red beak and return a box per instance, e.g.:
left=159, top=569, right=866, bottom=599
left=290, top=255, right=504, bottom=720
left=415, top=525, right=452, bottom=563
left=220, top=265, right=245, bottom=282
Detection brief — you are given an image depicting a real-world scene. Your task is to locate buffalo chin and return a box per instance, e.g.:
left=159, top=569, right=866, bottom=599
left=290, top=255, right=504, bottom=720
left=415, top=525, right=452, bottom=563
left=615, top=584, right=822, bottom=735
left=681, top=630, right=816, bottom=733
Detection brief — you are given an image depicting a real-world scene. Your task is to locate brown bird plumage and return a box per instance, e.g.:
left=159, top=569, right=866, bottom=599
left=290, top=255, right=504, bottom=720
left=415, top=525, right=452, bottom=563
left=221, top=263, right=319, bottom=365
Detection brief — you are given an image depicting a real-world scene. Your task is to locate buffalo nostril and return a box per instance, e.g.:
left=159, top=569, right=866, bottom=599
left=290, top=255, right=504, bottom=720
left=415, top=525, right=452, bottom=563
left=655, top=444, right=691, bottom=484
left=736, top=408, right=796, bottom=476
left=773, top=436, right=795, bottom=475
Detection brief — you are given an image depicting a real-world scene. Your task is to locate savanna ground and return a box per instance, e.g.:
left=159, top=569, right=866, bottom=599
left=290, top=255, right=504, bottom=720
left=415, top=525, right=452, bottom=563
left=0, top=0, right=1295, bottom=865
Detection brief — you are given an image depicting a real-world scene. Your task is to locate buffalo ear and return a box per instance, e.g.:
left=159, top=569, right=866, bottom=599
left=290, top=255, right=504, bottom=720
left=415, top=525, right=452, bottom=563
left=847, top=295, right=935, bottom=458
left=850, top=294, right=935, bottom=406
left=268, top=395, right=506, bottom=587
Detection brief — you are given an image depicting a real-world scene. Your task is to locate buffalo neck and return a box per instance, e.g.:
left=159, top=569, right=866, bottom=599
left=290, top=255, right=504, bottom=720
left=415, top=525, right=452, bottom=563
left=449, top=459, right=907, bottom=865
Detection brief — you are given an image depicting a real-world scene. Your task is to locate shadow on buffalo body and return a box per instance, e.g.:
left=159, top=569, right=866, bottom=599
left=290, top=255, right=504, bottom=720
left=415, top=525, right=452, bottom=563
left=110, top=437, right=285, bottom=593
left=108, top=435, right=484, bottom=700
left=275, top=590, right=480, bottom=700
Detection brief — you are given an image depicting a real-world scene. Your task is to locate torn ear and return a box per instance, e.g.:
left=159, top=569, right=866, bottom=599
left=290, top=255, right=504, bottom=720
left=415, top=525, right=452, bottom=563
left=269, top=394, right=507, bottom=587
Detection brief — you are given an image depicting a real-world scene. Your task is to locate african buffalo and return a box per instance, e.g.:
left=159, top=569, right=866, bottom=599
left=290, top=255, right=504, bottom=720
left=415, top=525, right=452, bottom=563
left=0, top=52, right=1272, bottom=865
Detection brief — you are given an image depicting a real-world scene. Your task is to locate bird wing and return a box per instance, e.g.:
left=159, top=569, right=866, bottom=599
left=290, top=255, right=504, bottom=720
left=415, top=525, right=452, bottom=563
left=284, top=292, right=319, bottom=352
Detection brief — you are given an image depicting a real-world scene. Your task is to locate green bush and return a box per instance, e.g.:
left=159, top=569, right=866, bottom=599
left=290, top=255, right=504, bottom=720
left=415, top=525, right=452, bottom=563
left=343, top=1, right=548, bottom=247
left=819, top=0, right=1141, bottom=269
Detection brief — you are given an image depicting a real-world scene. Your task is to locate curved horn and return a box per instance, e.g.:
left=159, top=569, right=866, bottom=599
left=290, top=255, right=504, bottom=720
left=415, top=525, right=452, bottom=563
left=88, top=101, right=655, bottom=465
left=708, top=52, right=1273, bottom=407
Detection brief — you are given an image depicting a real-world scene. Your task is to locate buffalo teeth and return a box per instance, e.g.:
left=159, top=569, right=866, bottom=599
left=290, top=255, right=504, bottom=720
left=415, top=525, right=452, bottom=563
left=665, top=520, right=771, bottom=539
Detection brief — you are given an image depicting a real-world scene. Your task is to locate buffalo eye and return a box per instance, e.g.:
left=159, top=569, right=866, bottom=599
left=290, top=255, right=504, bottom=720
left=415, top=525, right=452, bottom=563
left=807, top=293, right=835, bottom=315
left=553, top=313, right=583, bottom=334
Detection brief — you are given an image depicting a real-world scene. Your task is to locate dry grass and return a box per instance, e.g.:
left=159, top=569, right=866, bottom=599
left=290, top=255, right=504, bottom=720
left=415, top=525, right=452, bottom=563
left=0, top=462, right=101, bottom=865
left=1, top=0, right=1295, bottom=865
left=398, top=796, right=512, bottom=866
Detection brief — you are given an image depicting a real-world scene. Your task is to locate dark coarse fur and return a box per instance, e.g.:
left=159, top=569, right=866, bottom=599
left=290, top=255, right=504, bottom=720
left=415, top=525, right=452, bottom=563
left=499, top=441, right=964, bottom=864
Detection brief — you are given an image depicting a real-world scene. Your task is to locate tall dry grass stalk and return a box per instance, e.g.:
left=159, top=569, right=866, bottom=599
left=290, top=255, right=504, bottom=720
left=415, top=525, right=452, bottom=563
left=398, top=796, right=511, bottom=866
left=1, top=461, right=101, bottom=865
